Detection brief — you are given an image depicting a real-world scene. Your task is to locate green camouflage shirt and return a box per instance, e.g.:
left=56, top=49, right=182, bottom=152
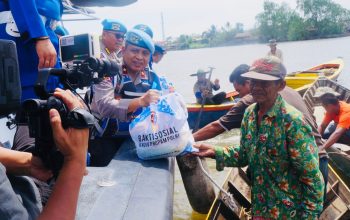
left=215, top=95, right=324, bottom=219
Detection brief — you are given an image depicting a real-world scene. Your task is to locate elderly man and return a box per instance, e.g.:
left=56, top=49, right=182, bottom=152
left=193, top=62, right=329, bottom=205
left=318, top=92, right=350, bottom=149
left=90, top=29, right=161, bottom=165
left=267, top=39, right=283, bottom=62
left=193, top=57, right=324, bottom=219
left=100, top=19, right=127, bottom=63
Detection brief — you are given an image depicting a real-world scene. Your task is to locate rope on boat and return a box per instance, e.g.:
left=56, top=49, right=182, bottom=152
left=195, top=157, right=238, bottom=212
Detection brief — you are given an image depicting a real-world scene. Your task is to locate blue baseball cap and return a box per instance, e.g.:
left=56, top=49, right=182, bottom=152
left=125, top=29, right=155, bottom=54
left=133, top=24, right=153, bottom=38
left=154, top=44, right=166, bottom=54
left=102, top=19, right=127, bottom=33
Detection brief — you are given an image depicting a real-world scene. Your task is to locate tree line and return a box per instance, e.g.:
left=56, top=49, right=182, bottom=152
left=169, top=0, right=350, bottom=50
left=256, top=0, right=350, bottom=42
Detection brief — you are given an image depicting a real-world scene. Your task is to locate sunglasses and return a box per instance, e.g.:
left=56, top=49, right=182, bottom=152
left=114, top=33, right=125, bottom=39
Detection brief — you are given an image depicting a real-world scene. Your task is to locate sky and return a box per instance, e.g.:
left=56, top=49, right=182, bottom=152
left=64, top=0, right=350, bottom=41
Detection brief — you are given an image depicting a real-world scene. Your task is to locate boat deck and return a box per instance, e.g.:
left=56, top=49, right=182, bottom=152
left=76, top=138, right=174, bottom=220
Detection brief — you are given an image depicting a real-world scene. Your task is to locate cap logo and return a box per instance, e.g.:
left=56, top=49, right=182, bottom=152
left=138, top=25, right=147, bottom=31
left=129, top=33, right=141, bottom=44
left=112, top=23, right=121, bottom=31
left=252, top=59, right=275, bottom=73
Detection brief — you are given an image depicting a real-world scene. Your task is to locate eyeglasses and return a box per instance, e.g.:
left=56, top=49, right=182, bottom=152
left=114, top=33, right=125, bottom=39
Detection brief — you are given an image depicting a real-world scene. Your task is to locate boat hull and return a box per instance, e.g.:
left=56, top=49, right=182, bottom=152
left=187, top=102, right=235, bottom=129
left=286, top=58, right=344, bottom=95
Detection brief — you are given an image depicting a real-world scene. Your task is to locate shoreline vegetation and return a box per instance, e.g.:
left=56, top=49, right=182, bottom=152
left=164, top=0, right=350, bottom=51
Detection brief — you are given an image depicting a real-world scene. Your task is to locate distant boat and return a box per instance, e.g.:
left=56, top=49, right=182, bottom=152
left=286, top=58, right=344, bottom=95
left=187, top=91, right=239, bottom=130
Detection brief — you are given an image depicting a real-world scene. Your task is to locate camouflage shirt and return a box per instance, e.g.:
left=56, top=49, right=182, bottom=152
left=215, top=95, right=324, bottom=219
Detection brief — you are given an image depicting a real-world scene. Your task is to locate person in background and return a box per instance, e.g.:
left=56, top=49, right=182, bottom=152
left=100, top=19, right=127, bottom=63
left=0, top=0, right=62, bottom=101
left=318, top=92, right=350, bottom=149
left=133, top=24, right=153, bottom=39
left=192, top=69, right=226, bottom=105
left=267, top=39, right=283, bottom=62
left=193, top=57, right=324, bottom=219
left=90, top=29, right=161, bottom=165
left=152, top=44, right=166, bottom=64
left=0, top=89, right=89, bottom=220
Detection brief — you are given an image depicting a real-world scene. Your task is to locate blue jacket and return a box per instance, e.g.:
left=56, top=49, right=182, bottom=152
left=0, top=0, right=63, bottom=100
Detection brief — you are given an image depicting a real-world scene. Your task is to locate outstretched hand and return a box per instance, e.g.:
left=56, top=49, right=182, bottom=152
left=191, top=143, right=216, bottom=158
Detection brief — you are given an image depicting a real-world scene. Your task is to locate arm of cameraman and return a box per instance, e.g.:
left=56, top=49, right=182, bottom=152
left=0, top=148, right=53, bottom=181
left=38, top=89, right=89, bottom=220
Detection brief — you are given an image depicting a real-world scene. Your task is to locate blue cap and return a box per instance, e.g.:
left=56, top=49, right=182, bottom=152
left=154, top=44, right=166, bottom=54
left=133, top=24, right=153, bottom=38
left=102, top=19, right=127, bottom=33
left=125, top=29, right=155, bottom=54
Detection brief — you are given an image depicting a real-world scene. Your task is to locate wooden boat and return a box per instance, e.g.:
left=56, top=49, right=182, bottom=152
left=206, top=166, right=350, bottom=220
left=286, top=58, right=344, bottom=95
left=303, top=77, right=350, bottom=186
left=187, top=91, right=239, bottom=130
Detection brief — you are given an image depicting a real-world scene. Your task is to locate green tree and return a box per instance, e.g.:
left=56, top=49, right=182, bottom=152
left=256, top=1, right=298, bottom=42
left=287, top=15, right=308, bottom=40
left=297, top=0, right=350, bottom=37
left=177, top=34, right=192, bottom=50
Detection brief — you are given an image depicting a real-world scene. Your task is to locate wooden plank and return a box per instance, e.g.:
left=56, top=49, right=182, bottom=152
left=227, top=180, right=251, bottom=209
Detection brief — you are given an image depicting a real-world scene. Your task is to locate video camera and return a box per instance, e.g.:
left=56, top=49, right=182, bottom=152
left=23, top=61, right=119, bottom=177
left=1, top=36, right=119, bottom=177
left=0, top=40, right=21, bottom=118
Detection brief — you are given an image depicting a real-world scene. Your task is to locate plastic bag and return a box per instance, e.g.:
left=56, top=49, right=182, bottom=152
left=129, top=92, right=197, bottom=160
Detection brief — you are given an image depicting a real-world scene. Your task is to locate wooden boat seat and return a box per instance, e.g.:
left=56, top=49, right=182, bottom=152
left=76, top=138, right=175, bottom=220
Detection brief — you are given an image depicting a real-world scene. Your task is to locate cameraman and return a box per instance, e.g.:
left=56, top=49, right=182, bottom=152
left=0, top=89, right=89, bottom=220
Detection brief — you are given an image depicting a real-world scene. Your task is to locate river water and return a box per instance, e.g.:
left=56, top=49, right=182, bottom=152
left=152, top=36, right=350, bottom=220
left=1, top=37, right=350, bottom=220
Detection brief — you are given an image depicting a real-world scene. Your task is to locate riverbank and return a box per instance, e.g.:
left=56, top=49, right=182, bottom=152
left=166, top=33, right=350, bottom=52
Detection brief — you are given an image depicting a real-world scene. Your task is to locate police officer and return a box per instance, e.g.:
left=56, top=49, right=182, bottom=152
left=100, top=19, right=127, bottom=64
left=0, top=0, right=62, bottom=100
left=153, top=44, right=166, bottom=64
left=90, top=29, right=161, bottom=165
left=133, top=24, right=153, bottom=39
left=133, top=24, right=155, bottom=68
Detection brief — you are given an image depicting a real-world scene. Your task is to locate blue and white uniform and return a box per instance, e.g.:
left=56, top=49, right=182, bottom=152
left=0, top=0, right=62, bottom=100
left=91, top=29, right=160, bottom=137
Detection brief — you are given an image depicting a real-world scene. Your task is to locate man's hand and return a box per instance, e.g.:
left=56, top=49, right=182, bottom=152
left=36, top=38, right=57, bottom=69
left=139, top=89, right=160, bottom=107
left=49, top=89, right=89, bottom=164
left=214, top=79, right=220, bottom=86
left=202, top=89, right=210, bottom=98
left=29, top=156, right=53, bottom=181
left=191, top=143, right=216, bottom=158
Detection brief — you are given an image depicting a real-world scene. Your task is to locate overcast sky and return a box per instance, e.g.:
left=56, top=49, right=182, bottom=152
left=64, top=0, right=350, bottom=41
